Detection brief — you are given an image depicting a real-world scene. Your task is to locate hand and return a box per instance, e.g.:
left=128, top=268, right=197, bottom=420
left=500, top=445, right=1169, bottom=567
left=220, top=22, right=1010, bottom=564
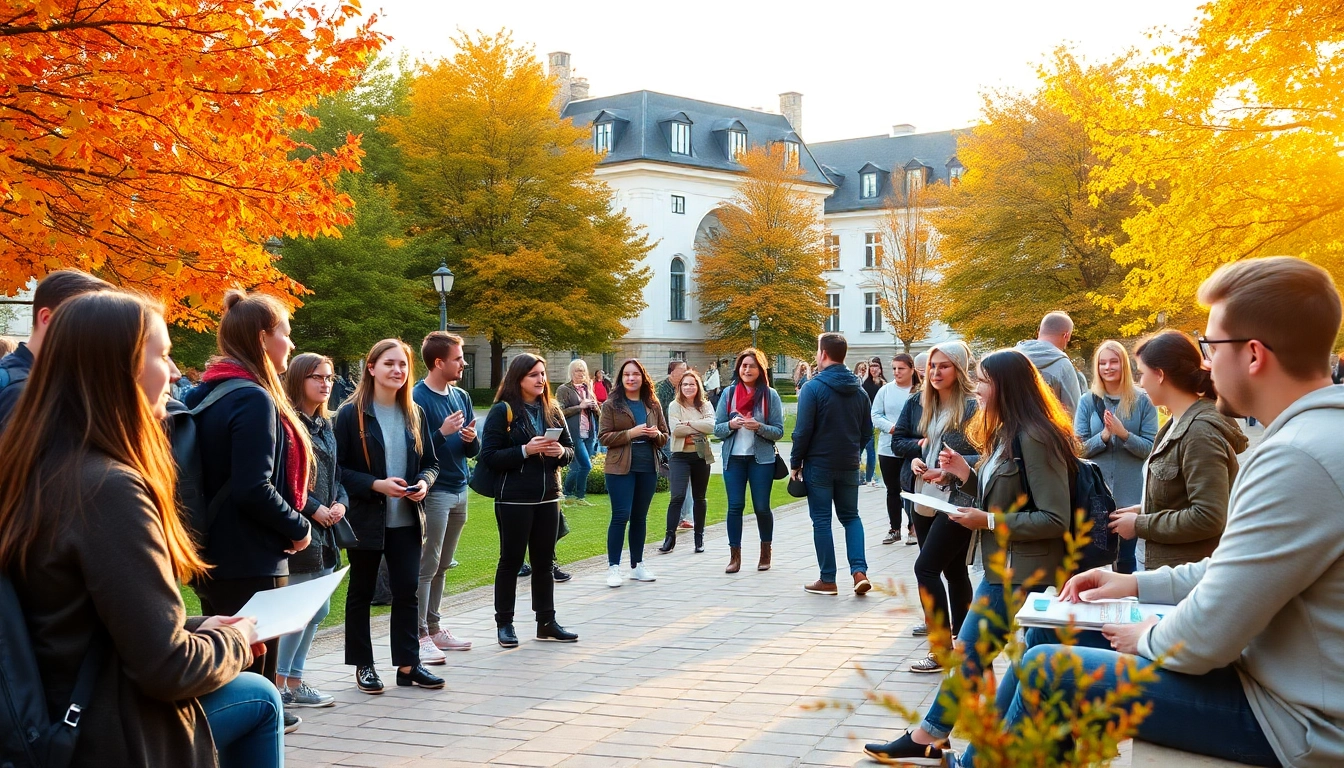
left=405, top=480, right=428, bottom=503
left=742, top=417, right=761, bottom=431
left=1109, top=510, right=1139, bottom=540
left=910, top=457, right=928, bottom=475
left=312, top=505, right=336, bottom=527
left=1102, top=410, right=1130, bottom=440
left=890, top=425, right=898, bottom=435
left=1102, top=616, right=1159, bottom=655
left=525, top=436, right=554, bottom=456
left=947, top=506, right=989, bottom=530
left=639, top=425, right=661, bottom=438
left=439, top=410, right=465, bottom=437
left=1059, top=568, right=1138, bottom=603
left=918, top=438, right=927, bottom=448
left=938, top=448, right=971, bottom=483
left=200, top=615, right=265, bottom=658
left=1099, top=428, right=1113, bottom=443
left=460, top=423, right=477, bottom=444
left=790, top=468, right=803, bottom=482
left=329, top=503, right=346, bottom=523
left=729, top=416, right=745, bottom=430
left=373, top=478, right=409, bottom=497
left=541, top=442, right=566, bottom=458
left=920, top=468, right=947, bottom=485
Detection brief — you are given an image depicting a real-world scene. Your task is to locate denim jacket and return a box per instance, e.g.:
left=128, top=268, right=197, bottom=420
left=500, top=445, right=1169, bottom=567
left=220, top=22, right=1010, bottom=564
left=712, top=384, right=784, bottom=467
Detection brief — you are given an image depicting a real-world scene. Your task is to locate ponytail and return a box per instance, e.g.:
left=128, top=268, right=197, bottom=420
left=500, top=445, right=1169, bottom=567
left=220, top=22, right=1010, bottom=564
left=1135, top=330, right=1217, bottom=400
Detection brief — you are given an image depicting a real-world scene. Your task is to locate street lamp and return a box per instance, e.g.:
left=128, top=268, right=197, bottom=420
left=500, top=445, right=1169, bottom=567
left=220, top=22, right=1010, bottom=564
left=749, top=311, right=760, bottom=349
left=432, top=261, right=454, bottom=332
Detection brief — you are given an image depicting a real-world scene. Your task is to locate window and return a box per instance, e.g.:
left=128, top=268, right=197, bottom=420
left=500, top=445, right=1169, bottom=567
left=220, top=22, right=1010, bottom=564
left=593, top=122, right=612, bottom=154
left=824, top=293, right=841, bottom=332
left=670, top=257, right=687, bottom=321
left=671, top=122, right=692, bottom=155
left=864, top=232, right=883, bottom=268
left=949, top=165, right=964, bottom=183
left=864, top=292, right=883, bottom=333
left=783, top=141, right=800, bottom=168
left=671, top=194, right=686, bottom=214
left=860, top=172, right=878, bottom=199
left=671, top=350, right=688, bottom=361
left=729, top=130, right=747, bottom=161
left=907, top=167, right=925, bottom=194
left=602, top=352, right=615, bottom=374
left=463, top=353, right=476, bottom=390
left=571, top=350, right=581, bottom=360
left=825, top=234, right=840, bottom=269
left=776, top=354, right=787, bottom=373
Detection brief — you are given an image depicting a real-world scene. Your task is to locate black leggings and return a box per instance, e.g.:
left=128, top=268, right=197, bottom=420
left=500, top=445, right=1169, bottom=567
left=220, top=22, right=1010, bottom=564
left=665, top=452, right=710, bottom=535
left=495, top=501, right=559, bottom=627
left=912, top=511, right=973, bottom=649
left=878, top=454, right=906, bottom=531
left=346, top=527, right=421, bottom=668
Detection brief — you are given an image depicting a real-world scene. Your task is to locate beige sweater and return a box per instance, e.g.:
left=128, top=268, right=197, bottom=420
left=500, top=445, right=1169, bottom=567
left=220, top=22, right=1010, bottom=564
left=667, top=400, right=715, bottom=457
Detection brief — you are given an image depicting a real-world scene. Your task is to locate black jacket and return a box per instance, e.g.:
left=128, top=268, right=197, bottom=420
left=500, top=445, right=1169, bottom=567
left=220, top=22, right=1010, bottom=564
left=479, top=400, right=575, bottom=504
left=891, top=396, right=981, bottom=494
left=289, top=411, right=348, bottom=574
left=184, top=379, right=311, bottom=580
left=0, top=341, right=34, bottom=432
left=790, top=363, right=873, bottom=471
left=334, top=400, right=439, bottom=551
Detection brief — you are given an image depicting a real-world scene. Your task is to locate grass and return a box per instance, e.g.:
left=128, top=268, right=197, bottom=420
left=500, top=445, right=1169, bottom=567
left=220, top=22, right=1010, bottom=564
left=182, top=476, right=800, bottom=629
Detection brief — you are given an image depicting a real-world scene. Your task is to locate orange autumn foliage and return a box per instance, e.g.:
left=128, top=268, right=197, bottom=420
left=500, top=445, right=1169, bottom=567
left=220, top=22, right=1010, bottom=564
left=0, top=0, right=385, bottom=326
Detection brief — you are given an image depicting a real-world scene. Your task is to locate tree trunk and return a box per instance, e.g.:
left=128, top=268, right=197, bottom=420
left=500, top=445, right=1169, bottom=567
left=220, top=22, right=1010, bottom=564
left=902, top=339, right=912, bottom=355
left=490, top=335, right=505, bottom=390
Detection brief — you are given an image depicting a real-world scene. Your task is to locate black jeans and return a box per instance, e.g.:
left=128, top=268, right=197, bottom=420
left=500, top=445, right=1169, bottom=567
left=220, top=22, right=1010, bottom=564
left=665, top=452, right=710, bottom=535
left=878, top=454, right=906, bottom=531
left=912, top=511, right=973, bottom=649
left=197, top=575, right=288, bottom=683
left=345, top=526, right=421, bottom=668
left=495, top=501, right=559, bottom=627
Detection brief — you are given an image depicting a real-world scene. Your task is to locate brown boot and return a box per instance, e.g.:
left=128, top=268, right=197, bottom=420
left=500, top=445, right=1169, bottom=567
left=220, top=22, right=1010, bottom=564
left=725, top=547, right=741, bottom=574
left=757, top=542, right=772, bottom=571
left=853, top=571, right=872, bottom=595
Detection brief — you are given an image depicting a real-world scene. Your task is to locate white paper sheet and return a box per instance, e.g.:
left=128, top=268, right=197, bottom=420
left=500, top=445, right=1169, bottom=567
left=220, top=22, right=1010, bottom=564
left=1014, top=587, right=1173, bottom=631
left=899, top=491, right=963, bottom=515
left=232, top=567, right=349, bottom=641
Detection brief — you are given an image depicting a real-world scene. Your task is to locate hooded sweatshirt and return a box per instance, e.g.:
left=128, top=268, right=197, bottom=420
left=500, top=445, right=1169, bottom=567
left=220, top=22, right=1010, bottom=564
left=1017, top=339, right=1083, bottom=413
left=790, top=362, right=872, bottom=472
left=1135, top=384, right=1344, bottom=768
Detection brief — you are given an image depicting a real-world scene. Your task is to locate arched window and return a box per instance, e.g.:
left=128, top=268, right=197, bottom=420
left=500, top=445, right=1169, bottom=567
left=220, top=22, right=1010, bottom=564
left=670, top=257, right=687, bottom=321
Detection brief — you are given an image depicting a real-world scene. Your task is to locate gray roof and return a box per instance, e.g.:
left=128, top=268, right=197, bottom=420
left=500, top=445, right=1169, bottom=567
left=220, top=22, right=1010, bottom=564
left=808, top=130, right=964, bottom=213
left=561, top=90, right=833, bottom=187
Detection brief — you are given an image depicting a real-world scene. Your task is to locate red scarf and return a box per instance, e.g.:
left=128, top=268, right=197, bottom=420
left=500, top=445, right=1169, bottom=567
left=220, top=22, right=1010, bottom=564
left=733, top=382, right=766, bottom=420
left=203, top=361, right=309, bottom=507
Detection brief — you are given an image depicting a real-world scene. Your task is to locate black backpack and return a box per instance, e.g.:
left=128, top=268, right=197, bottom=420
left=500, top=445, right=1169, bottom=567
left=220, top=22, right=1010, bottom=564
left=0, top=575, right=107, bottom=768
left=1012, top=436, right=1120, bottom=572
left=0, top=366, right=27, bottom=390
left=165, top=379, right=265, bottom=545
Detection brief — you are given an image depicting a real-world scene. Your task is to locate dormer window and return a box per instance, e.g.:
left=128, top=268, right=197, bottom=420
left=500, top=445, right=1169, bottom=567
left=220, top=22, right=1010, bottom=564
left=860, top=172, right=878, bottom=199
left=948, top=157, right=965, bottom=184
left=671, top=121, right=692, bottom=155
left=906, top=167, right=925, bottom=194
left=593, top=122, right=612, bottom=154
left=783, top=140, right=800, bottom=169
left=729, top=129, right=747, bottom=161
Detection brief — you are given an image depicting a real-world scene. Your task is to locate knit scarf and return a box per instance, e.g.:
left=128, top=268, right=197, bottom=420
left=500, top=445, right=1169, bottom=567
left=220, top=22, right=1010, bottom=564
left=732, top=382, right=765, bottom=420
left=203, top=360, right=309, bottom=507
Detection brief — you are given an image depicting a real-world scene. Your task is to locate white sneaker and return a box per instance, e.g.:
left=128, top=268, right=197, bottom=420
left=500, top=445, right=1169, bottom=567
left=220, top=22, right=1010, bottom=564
left=606, top=564, right=623, bottom=588
left=418, top=634, right=446, bottom=665
left=631, top=563, right=656, bottom=582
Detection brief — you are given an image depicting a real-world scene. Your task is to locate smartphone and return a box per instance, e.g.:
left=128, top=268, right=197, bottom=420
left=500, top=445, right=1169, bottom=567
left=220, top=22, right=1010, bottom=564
left=544, top=427, right=563, bottom=441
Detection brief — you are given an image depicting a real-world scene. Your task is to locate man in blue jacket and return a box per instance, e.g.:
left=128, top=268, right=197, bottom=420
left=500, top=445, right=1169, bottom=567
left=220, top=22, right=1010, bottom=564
left=791, top=332, right=874, bottom=596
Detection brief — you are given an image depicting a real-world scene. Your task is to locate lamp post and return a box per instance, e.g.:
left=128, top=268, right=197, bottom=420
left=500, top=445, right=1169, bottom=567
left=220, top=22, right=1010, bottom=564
left=749, top=311, right=760, bottom=349
left=431, top=261, right=454, bottom=332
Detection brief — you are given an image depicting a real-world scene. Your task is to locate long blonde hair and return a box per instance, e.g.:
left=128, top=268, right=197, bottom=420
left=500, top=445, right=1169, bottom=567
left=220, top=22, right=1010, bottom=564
left=918, top=342, right=975, bottom=436
left=1089, top=339, right=1139, bottom=418
left=352, top=339, right=423, bottom=455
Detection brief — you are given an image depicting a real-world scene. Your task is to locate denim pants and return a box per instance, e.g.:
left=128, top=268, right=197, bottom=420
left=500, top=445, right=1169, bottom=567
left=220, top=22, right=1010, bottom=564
left=418, top=490, right=467, bottom=635
left=563, top=434, right=599, bottom=499
left=606, top=470, right=657, bottom=566
left=275, top=566, right=333, bottom=679
left=960, top=643, right=1278, bottom=767
left=199, top=672, right=283, bottom=768
left=804, top=464, right=866, bottom=583
left=862, top=435, right=877, bottom=482
left=1116, top=535, right=1139, bottom=574
left=723, top=454, right=775, bottom=548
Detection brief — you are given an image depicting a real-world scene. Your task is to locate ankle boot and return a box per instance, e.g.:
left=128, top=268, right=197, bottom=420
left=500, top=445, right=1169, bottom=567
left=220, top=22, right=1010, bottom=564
left=657, top=533, right=675, bottom=553
left=694, top=532, right=704, bottom=553
left=758, top=542, right=772, bottom=571
left=725, top=547, right=741, bottom=574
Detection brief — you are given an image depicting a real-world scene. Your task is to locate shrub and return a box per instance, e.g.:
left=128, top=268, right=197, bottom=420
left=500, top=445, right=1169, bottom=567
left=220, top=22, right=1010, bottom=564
left=563, top=451, right=669, bottom=494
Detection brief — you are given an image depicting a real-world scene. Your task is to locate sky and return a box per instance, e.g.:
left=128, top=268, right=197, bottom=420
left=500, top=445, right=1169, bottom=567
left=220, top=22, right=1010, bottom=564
left=357, top=0, right=1208, bottom=143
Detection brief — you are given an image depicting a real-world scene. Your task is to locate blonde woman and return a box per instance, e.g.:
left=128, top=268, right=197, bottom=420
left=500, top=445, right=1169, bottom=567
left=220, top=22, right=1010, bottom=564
left=556, top=358, right=601, bottom=504
left=1074, top=340, right=1159, bottom=573
left=336, top=339, right=441, bottom=694
left=658, top=369, right=716, bottom=554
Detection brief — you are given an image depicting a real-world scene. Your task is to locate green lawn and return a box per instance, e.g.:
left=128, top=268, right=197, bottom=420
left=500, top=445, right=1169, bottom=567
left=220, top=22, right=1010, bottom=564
left=182, top=477, right=799, bottom=628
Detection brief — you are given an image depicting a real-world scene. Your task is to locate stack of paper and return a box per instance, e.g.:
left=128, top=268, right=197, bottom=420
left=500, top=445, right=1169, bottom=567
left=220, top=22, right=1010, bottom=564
left=232, top=567, right=349, bottom=641
left=1015, top=587, right=1172, bottom=631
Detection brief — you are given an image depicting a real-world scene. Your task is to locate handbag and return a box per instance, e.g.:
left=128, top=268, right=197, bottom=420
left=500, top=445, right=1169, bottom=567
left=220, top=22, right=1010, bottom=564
left=468, top=404, right=512, bottom=498
left=772, top=450, right=789, bottom=481
left=332, top=516, right=359, bottom=549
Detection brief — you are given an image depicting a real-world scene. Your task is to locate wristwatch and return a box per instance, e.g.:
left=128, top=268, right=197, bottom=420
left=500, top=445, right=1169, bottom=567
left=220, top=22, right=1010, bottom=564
left=985, top=513, right=996, bottom=531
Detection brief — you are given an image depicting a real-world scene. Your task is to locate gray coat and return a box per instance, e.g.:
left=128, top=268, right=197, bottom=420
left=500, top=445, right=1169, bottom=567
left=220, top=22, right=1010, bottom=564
left=1073, top=390, right=1159, bottom=507
left=713, top=384, right=785, bottom=466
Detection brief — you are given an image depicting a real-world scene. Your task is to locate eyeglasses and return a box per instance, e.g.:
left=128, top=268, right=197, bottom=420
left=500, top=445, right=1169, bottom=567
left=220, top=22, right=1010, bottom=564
left=306, top=374, right=337, bottom=384
left=1195, top=334, right=1272, bottom=362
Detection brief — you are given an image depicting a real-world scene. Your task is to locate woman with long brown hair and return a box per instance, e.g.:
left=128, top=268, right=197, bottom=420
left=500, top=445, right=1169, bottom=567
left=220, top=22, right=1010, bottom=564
left=184, top=290, right=313, bottom=710
left=658, top=368, right=716, bottom=554
left=335, top=339, right=441, bottom=694
left=865, top=348, right=1077, bottom=765
left=478, top=353, right=577, bottom=647
left=713, top=348, right=785, bottom=573
left=600, top=358, right=670, bottom=587
left=0, top=292, right=281, bottom=767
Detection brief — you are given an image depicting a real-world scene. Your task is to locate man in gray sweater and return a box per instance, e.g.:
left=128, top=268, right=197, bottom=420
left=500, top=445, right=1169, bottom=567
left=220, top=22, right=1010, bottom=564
left=949, top=257, right=1344, bottom=768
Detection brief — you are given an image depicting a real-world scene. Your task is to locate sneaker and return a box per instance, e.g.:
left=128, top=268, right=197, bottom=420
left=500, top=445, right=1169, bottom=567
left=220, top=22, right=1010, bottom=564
left=418, top=634, right=447, bottom=665
left=631, top=563, right=656, bottom=582
left=396, top=664, right=446, bottom=690
left=678, top=520, right=694, bottom=530
left=355, top=665, right=384, bottom=695
left=910, top=652, right=944, bottom=674
left=906, top=527, right=918, bottom=545
left=606, top=564, right=623, bottom=588
left=288, top=681, right=335, bottom=708
left=283, top=710, right=301, bottom=734
left=551, top=565, right=572, bottom=583
left=853, top=572, right=872, bottom=595
left=429, top=628, right=472, bottom=652
left=575, top=498, right=594, bottom=507
left=803, top=580, right=839, bottom=595
left=883, top=528, right=901, bottom=545
left=863, top=731, right=947, bottom=765
left=447, top=558, right=460, bottom=569
left=912, top=622, right=929, bottom=637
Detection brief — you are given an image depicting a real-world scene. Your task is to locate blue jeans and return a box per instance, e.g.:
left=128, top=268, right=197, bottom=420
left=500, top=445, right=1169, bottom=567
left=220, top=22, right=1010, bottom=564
left=564, top=434, right=599, bottom=499
left=606, top=470, right=657, bottom=566
left=723, top=455, right=775, bottom=548
left=862, top=436, right=877, bottom=483
left=804, top=464, right=866, bottom=583
left=275, top=567, right=333, bottom=679
left=960, top=644, right=1278, bottom=767
left=1116, top=535, right=1139, bottom=574
left=199, top=672, right=283, bottom=768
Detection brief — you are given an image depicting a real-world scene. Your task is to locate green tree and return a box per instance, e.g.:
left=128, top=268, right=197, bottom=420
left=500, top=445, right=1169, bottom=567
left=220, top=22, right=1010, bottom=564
left=693, top=145, right=830, bottom=360
left=383, top=32, right=651, bottom=386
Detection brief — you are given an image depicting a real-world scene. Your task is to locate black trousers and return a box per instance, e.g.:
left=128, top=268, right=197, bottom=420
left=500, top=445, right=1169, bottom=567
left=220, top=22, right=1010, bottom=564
left=345, top=526, right=421, bottom=668
left=196, top=574, right=288, bottom=683
left=495, top=501, right=559, bottom=627
left=878, top=454, right=907, bottom=532
left=665, top=452, right=710, bottom=535
left=912, top=511, right=973, bottom=649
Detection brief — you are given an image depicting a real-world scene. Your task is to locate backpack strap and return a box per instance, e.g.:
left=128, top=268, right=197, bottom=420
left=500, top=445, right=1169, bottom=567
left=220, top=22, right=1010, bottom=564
left=44, top=627, right=109, bottom=766
left=188, top=379, right=266, bottom=537
left=1011, top=434, right=1036, bottom=511
left=357, top=406, right=371, bottom=472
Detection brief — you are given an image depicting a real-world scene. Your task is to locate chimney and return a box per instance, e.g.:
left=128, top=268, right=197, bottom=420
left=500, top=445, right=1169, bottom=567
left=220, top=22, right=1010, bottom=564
left=548, top=51, right=572, bottom=112
left=779, top=92, right=803, bottom=137
left=570, top=76, right=590, bottom=102
left=889, top=123, right=916, bottom=137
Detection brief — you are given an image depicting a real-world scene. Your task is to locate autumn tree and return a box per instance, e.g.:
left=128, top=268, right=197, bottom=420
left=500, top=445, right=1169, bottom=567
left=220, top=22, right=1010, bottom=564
left=1081, top=0, right=1344, bottom=326
left=0, top=0, right=385, bottom=325
left=694, top=146, right=830, bottom=360
left=933, top=51, right=1145, bottom=355
left=872, top=182, right=947, bottom=354
left=383, top=32, right=651, bottom=387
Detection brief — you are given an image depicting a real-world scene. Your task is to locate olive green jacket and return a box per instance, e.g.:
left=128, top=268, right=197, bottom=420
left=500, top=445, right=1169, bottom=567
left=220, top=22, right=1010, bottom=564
left=969, top=432, right=1073, bottom=586
left=1136, top=398, right=1249, bottom=569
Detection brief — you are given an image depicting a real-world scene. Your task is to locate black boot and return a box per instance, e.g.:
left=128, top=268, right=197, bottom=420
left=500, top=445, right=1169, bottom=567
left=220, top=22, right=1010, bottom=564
left=694, top=532, right=704, bottom=553
left=518, top=563, right=532, bottom=578
left=396, top=664, right=445, bottom=689
left=536, top=621, right=579, bottom=643
left=657, top=533, right=675, bottom=553
left=497, top=624, right=519, bottom=648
